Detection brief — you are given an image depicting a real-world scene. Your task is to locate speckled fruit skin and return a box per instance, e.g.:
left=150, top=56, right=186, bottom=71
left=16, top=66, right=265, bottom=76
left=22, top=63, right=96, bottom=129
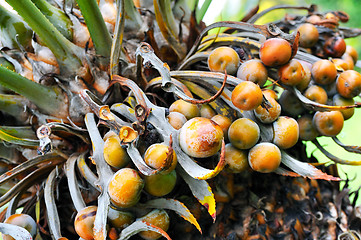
left=139, top=209, right=170, bottom=240
left=311, top=60, right=337, bottom=85
left=336, top=70, right=361, bottom=98
left=254, top=95, right=281, bottom=123
left=248, top=142, right=281, bottom=173
left=297, top=115, right=319, bottom=141
left=179, top=117, right=224, bottom=158
left=108, top=168, right=144, bottom=208
left=272, top=116, right=299, bottom=149
left=278, top=59, right=305, bottom=86
left=225, top=143, right=249, bottom=173
left=297, top=23, right=319, bottom=48
left=228, top=118, right=260, bottom=150
left=231, top=81, right=263, bottom=111
left=259, top=38, right=292, bottom=67
left=74, top=206, right=97, bottom=240
left=3, top=214, right=37, bottom=240
left=144, top=143, right=177, bottom=174
left=312, top=111, right=344, bottom=137
left=236, top=59, right=268, bottom=86
left=207, top=46, right=240, bottom=75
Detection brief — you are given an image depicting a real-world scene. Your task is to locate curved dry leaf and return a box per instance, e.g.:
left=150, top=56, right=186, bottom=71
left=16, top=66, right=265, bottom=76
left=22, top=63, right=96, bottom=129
left=172, top=71, right=227, bottom=105
left=312, top=139, right=361, bottom=165
left=0, top=223, right=32, bottom=240
left=171, top=70, right=242, bottom=86
left=182, top=21, right=271, bottom=62
left=247, top=5, right=311, bottom=23
left=333, top=136, right=361, bottom=154
left=0, top=152, right=64, bottom=185
left=44, top=168, right=63, bottom=239
left=118, top=220, right=171, bottom=240
left=0, top=163, right=56, bottom=208
left=41, top=122, right=89, bottom=144
left=197, top=36, right=261, bottom=53
left=65, top=154, right=86, bottom=211
left=274, top=167, right=301, bottom=177
left=281, top=151, right=340, bottom=180
left=140, top=198, right=201, bottom=233
left=76, top=152, right=99, bottom=190
left=174, top=138, right=226, bottom=180
left=177, top=52, right=210, bottom=70
left=177, top=166, right=216, bottom=222
left=292, top=87, right=361, bottom=112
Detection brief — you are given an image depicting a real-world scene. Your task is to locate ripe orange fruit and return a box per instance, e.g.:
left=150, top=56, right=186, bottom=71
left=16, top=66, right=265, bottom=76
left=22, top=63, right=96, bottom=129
left=259, top=38, right=292, bottom=67
left=272, top=116, right=299, bottom=149
left=312, top=111, right=344, bottom=137
left=108, top=168, right=144, bottom=208
left=228, top=118, right=260, bottom=150
left=236, top=59, right=268, bottom=86
left=207, top=46, right=240, bottom=75
left=179, top=117, right=224, bottom=158
left=144, top=143, right=177, bottom=174
left=336, top=70, right=361, bottom=98
left=231, top=81, right=263, bottom=111
left=248, top=143, right=281, bottom=173
left=74, top=206, right=97, bottom=240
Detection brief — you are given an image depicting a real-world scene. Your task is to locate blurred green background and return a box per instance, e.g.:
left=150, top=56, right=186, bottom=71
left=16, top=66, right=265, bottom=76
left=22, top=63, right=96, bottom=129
left=197, top=0, right=361, bottom=205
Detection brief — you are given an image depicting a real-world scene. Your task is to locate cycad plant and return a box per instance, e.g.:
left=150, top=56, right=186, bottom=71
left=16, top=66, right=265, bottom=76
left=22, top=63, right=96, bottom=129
left=0, top=0, right=361, bottom=239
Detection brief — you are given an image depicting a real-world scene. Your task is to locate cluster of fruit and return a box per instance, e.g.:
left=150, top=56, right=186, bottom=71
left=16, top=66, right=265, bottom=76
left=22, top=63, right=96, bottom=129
left=1, top=1, right=361, bottom=240
left=205, top=35, right=360, bottom=174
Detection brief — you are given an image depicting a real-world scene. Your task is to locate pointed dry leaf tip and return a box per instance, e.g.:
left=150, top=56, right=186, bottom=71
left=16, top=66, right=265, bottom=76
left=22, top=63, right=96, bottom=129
left=141, top=198, right=202, bottom=233
left=280, top=151, right=341, bottom=181
left=119, top=126, right=138, bottom=144
left=118, top=220, right=172, bottom=240
left=177, top=166, right=216, bottom=222
left=196, top=138, right=226, bottom=180
left=333, top=136, right=361, bottom=154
